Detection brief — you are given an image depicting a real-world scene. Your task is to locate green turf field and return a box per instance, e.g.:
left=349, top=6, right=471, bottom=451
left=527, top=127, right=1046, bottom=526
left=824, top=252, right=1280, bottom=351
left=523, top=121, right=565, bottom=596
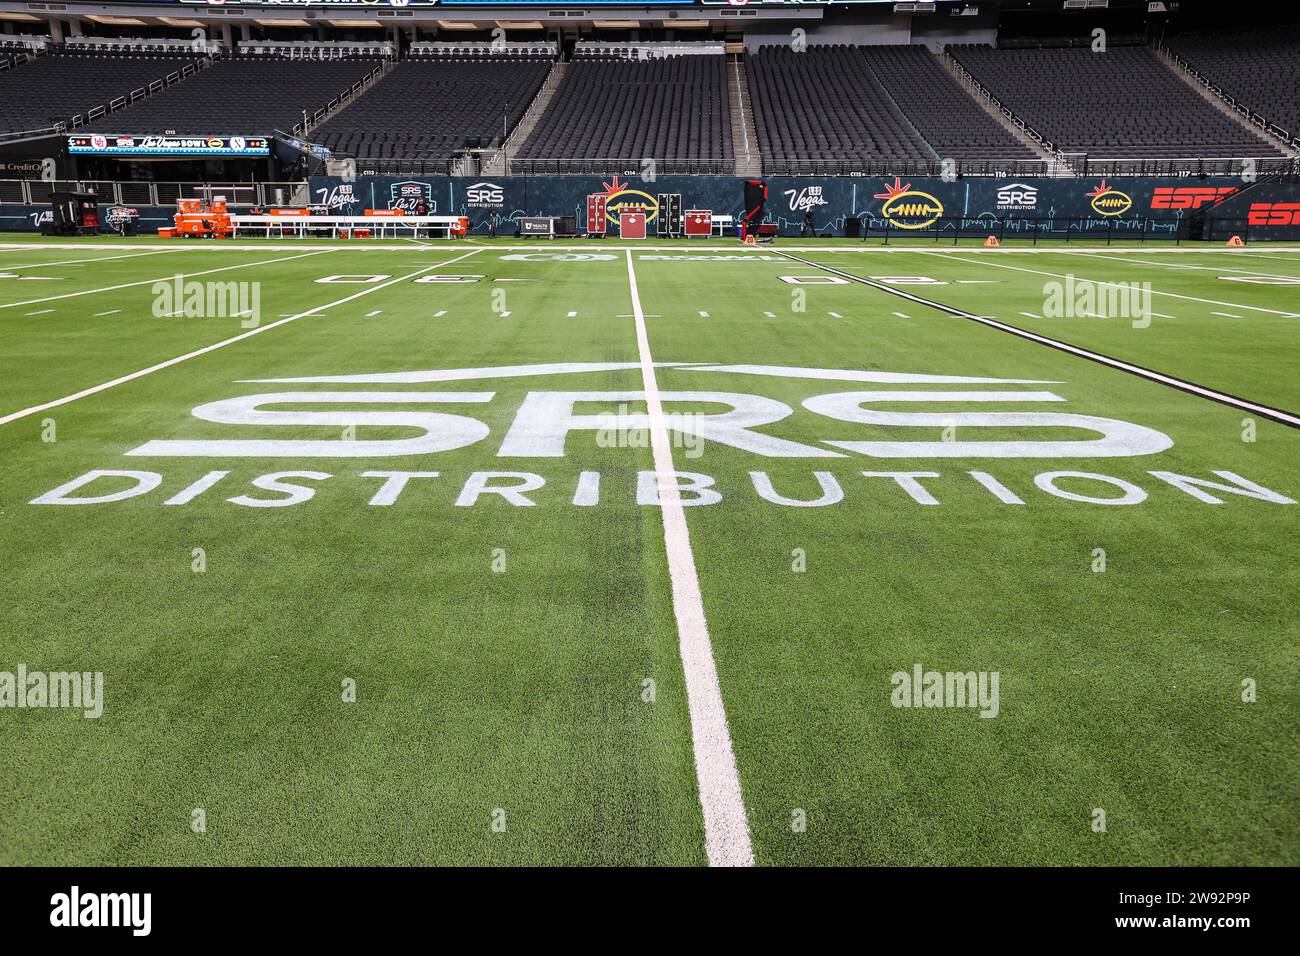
left=1, top=239, right=1296, bottom=866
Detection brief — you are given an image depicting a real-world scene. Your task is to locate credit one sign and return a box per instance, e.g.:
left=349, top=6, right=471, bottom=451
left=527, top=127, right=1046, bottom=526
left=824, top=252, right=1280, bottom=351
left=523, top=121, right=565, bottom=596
left=67, top=134, right=270, bottom=157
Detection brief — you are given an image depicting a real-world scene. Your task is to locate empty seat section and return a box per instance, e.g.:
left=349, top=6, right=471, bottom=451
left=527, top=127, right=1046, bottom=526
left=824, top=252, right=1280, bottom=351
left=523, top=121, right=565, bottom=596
left=948, top=44, right=1284, bottom=158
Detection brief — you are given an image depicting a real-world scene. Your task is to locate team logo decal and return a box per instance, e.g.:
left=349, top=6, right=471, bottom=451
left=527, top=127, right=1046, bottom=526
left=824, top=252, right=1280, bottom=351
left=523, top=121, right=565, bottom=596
left=1087, top=180, right=1133, bottom=217
left=104, top=206, right=139, bottom=233
left=600, top=175, right=658, bottom=227
left=874, top=177, right=944, bottom=230
left=390, top=181, right=433, bottom=213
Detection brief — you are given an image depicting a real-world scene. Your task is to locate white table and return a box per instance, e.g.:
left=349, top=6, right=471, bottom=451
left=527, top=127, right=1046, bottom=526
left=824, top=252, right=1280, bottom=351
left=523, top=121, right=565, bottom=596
left=229, top=215, right=464, bottom=239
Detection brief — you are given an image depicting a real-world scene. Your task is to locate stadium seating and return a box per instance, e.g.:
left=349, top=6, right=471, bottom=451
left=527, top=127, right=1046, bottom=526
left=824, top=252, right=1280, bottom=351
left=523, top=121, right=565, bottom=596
left=84, top=56, right=381, bottom=135
left=948, top=44, right=1285, bottom=158
left=312, top=59, right=551, bottom=160
left=1167, top=30, right=1300, bottom=143
left=517, top=55, right=732, bottom=167
left=0, top=51, right=201, bottom=134
left=856, top=45, right=1039, bottom=163
left=747, top=45, right=934, bottom=170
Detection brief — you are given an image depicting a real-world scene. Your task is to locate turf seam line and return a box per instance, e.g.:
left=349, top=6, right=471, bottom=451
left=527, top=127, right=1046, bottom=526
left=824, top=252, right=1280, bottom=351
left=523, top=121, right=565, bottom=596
left=771, top=250, right=1300, bottom=430
left=0, top=250, right=483, bottom=428
left=625, top=249, right=755, bottom=868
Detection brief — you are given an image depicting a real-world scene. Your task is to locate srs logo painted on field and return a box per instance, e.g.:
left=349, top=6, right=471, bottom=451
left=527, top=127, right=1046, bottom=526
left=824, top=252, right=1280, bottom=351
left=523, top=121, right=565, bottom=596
left=121, top=362, right=1174, bottom=460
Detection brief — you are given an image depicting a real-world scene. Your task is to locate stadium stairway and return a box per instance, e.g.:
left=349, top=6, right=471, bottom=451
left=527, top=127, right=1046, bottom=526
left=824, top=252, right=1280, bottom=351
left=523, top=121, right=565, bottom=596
left=487, top=61, right=567, bottom=176
left=727, top=50, right=762, bottom=176
left=1153, top=44, right=1300, bottom=159
left=936, top=49, right=1054, bottom=165
left=300, top=57, right=395, bottom=140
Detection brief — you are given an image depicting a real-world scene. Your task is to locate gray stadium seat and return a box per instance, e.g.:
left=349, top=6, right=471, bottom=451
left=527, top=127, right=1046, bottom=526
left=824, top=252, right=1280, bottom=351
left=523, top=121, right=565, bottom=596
left=948, top=44, right=1284, bottom=158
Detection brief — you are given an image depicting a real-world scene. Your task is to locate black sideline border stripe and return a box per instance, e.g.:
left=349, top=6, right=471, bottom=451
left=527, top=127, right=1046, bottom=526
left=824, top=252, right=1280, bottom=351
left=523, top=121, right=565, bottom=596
left=771, top=249, right=1300, bottom=430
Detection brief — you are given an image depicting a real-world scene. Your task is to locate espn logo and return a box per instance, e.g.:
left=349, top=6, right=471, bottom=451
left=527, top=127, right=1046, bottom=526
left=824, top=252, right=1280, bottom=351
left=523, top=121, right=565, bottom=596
left=1150, top=186, right=1237, bottom=210
left=1247, top=202, right=1300, bottom=226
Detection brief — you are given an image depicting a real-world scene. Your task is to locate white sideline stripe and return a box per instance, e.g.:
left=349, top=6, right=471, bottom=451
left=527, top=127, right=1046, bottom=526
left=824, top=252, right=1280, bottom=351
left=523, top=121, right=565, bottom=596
left=0, top=249, right=332, bottom=311
left=1239, top=253, right=1300, bottom=263
left=1069, top=250, right=1300, bottom=279
left=0, top=250, right=482, bottom=428
left=624, top=249, right=754, bottom=868
left=774, top=250, right=1300, bottom=429
left=919, top=251, right=1300, bottom=317
left=0, top=249, right=184, bottom=271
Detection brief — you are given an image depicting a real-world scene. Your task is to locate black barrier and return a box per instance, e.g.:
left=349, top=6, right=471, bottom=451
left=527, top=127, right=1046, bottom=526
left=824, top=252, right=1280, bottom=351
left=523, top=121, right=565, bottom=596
left=3, top=173, right=1299, bottom=241
left=298, top=174, right=1300, bottom=241
left=861, top=216, right=1189, bottom=245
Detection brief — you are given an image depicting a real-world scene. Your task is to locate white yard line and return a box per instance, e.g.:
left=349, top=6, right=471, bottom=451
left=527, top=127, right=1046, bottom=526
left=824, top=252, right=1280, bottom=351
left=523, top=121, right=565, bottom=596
left=1237, top=253, right=1300, bottom=264
left=624, top=249, right=754, bottom=868
left=0, top=250, right=482, bottom=427
left=0, top=249, right=333, bottom=312
left=916, top=251, right=1300, bottom=317
left=0, top=248, right=186, bottom=271
left=1066, top=250, right=1300, bottom=279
